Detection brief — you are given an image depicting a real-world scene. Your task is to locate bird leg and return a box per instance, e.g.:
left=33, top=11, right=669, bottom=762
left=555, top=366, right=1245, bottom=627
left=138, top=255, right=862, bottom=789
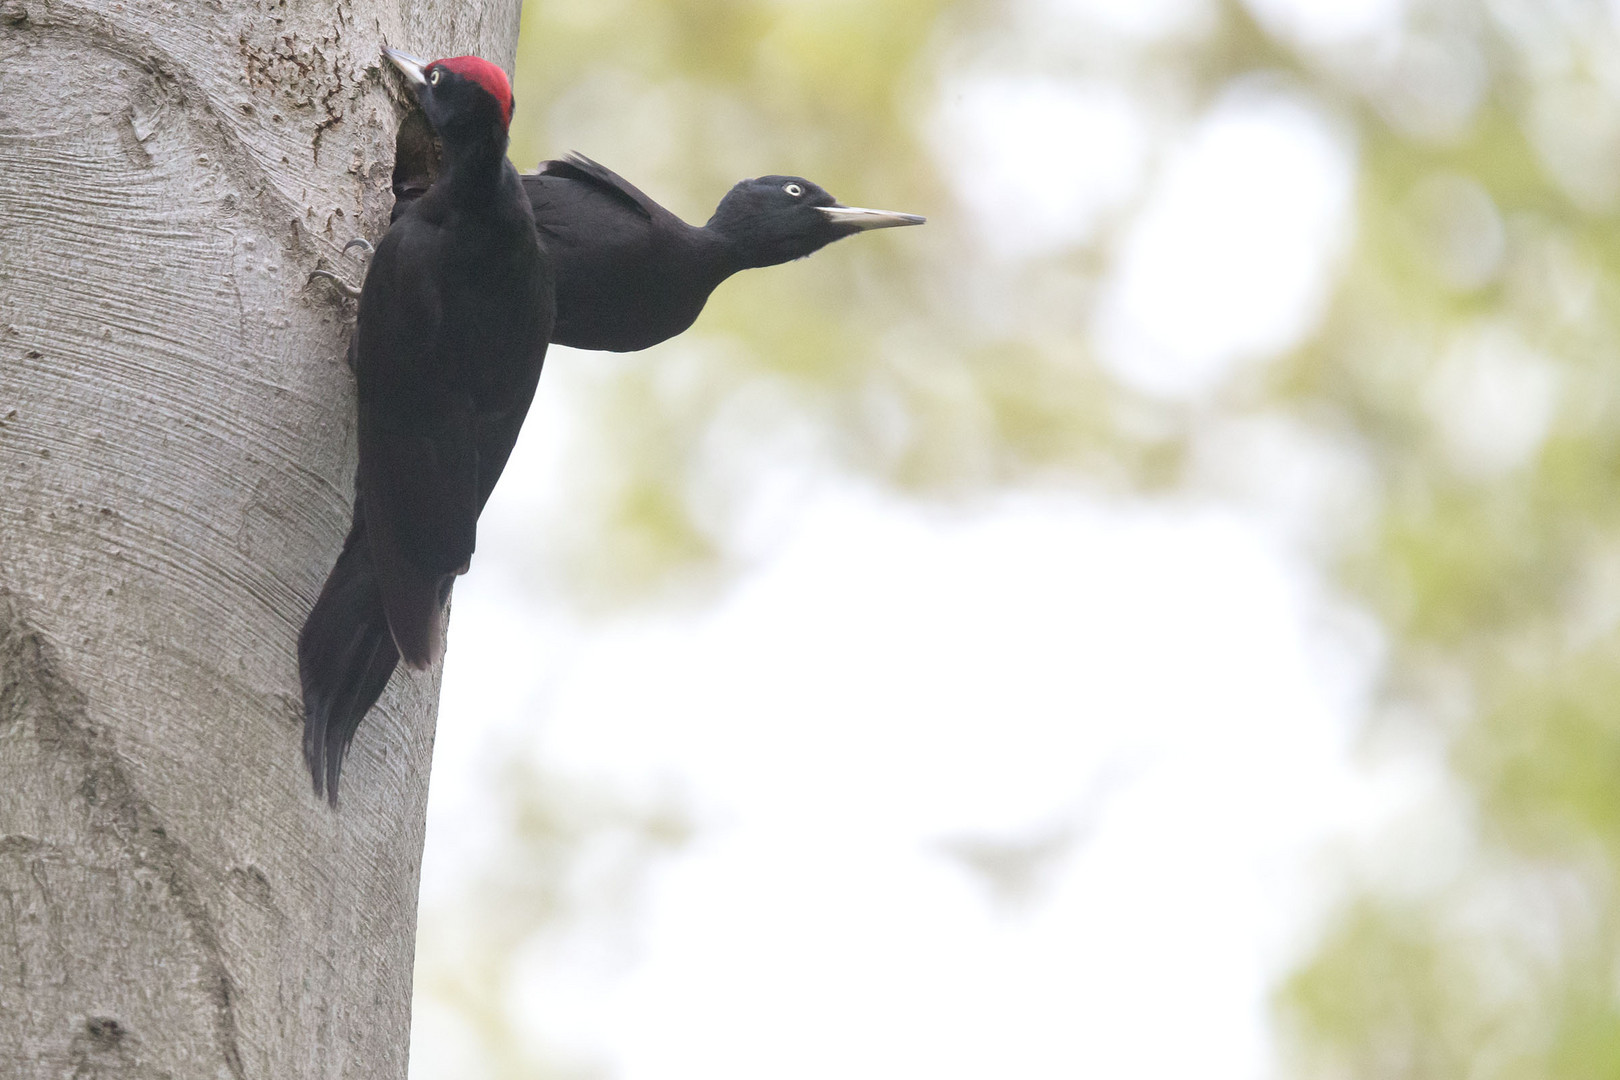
left=307, top=237, right=376, bottom=300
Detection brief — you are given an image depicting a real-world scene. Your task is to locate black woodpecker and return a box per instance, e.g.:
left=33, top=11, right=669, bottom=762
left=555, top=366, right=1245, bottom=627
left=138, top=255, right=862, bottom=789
left=298, top=49, right=554, bottom=803
left=392, top=153, right=925, bottom=353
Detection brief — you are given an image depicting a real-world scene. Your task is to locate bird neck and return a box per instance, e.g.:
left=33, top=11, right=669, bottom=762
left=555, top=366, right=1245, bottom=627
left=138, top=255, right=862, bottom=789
left=698, top=220, right=776, bottom=276
left=667, top=221, right=742, bottom=284
left=437, top=128, right=512, bottom=202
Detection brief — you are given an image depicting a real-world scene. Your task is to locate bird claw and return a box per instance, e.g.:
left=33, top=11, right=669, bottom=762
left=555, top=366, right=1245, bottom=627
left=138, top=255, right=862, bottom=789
left=309, top=237, right=374, bottom=298
left=308, top=268, right=363, bottom=299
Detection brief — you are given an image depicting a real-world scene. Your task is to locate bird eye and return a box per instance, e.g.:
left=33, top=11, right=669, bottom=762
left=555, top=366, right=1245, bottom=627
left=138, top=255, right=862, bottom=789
left=784, top=183, right=803, bottom=197
left=428, top=68, right=442, bottom=85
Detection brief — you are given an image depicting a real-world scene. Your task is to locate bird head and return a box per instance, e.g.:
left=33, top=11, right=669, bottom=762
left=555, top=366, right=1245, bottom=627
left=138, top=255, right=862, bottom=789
left=707, top=176, right=925, bottom=268
left=385, top=49, right=514, bottom=138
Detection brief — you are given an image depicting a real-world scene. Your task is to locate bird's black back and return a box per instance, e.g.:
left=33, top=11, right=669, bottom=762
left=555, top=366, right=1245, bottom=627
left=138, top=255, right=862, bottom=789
left=355, top=164, right=551, bottom=668
left=524, top=155, right=732, bottom=352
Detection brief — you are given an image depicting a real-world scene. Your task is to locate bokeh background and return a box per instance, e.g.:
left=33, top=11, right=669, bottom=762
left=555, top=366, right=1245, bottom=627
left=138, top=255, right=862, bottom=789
left=408, top=0, right=1620, bottom=1077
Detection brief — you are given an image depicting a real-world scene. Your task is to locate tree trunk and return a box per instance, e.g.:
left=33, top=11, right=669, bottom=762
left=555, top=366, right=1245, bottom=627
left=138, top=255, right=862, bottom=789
left=0, top=0, right=520, bottom=1074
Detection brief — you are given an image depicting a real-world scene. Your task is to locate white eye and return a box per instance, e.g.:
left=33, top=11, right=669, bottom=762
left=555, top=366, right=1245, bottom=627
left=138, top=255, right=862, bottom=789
left=784, top=183, right=803, bottom=197
left=428, top=68, right=442, bottom=85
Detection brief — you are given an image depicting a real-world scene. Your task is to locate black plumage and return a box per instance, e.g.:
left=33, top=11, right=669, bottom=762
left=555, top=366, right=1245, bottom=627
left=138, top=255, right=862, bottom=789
left=527, top=155, right=923, bottom=351
left=299, top=49, right=553, bottom=803
left=394, top=153, right=924, bottom=352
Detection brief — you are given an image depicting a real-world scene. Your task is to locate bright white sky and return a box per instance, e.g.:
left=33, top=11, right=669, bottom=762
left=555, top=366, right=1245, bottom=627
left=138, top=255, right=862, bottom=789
left=415, top=487, right=1417, bottom=1080
left=411, top=0, right=1427, bottom=1075
left=1096, top=85, right=1354, bottom=398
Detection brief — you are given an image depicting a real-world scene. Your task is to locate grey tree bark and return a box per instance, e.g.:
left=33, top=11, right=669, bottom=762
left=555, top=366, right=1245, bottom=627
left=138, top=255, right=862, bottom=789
left=0, top=0, right=521, bottom=1075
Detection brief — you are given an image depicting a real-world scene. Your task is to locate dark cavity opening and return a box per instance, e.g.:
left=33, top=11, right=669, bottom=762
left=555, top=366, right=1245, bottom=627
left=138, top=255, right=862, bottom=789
left=391, top=109, right=441, bottom=216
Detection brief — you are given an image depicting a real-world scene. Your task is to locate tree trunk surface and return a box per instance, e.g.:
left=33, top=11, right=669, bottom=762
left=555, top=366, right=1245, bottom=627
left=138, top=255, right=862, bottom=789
left=0, top=0, right=520, bottom=1075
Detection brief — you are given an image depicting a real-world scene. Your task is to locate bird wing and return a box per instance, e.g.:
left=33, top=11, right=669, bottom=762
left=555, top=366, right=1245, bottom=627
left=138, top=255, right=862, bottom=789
left=525, top=155, right=705, bottom=351
left=535, top=152, right=660, bottom=222
left=352, top=217, right=478, bottom=669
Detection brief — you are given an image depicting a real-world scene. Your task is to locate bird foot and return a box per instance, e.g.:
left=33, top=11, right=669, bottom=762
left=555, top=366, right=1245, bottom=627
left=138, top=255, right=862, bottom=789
left=307, top=238, right=375, bottom=300
left=308, top=269, right=363, bottom=298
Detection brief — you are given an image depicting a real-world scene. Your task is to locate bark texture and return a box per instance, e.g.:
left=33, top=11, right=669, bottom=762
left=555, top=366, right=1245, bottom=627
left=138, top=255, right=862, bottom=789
left=0, top=0, right=521, bottom=1074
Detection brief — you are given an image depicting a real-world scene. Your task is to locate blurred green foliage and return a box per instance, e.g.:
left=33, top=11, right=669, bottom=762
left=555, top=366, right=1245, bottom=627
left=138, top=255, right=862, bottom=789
left=417, top=0, right=1620, bottom=1075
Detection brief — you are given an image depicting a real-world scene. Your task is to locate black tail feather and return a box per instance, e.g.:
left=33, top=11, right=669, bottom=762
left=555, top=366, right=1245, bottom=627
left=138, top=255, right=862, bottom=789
left=298, top=510, right=400, bottom=805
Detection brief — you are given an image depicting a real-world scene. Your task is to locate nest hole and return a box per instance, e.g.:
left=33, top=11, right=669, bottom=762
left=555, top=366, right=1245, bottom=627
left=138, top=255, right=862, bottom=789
left=391, top=109, right=441, bottom=214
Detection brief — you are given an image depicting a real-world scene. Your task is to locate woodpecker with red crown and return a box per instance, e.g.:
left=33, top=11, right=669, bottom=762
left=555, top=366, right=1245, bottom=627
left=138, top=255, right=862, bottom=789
left=298, top=48, right=554, bottom=803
